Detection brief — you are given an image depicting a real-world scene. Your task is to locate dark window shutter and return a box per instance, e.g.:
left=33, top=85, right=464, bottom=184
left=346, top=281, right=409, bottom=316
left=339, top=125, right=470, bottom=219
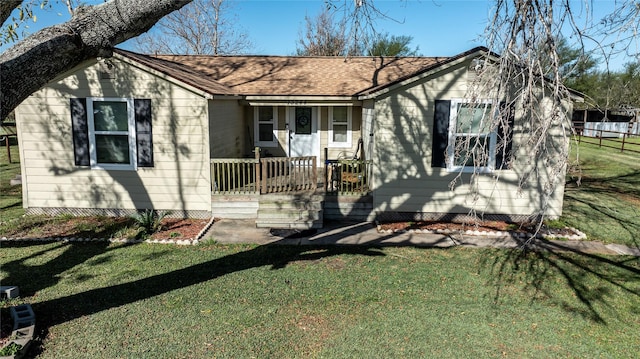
left=134, top=99, right=154, bottom=167
left=496, top=102, right=515, bottom=170
left=431, top=100, right=451, bottom=168
left=70, top=98, right=90, bottom=166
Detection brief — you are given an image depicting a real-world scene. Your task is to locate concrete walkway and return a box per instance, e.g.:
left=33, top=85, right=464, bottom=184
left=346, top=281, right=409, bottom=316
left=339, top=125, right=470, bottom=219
left=204, top=219, right=640, bottom=257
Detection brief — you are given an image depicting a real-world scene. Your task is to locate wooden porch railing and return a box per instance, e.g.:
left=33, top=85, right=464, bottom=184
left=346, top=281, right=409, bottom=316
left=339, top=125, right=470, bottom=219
left=211, top=148, right=318, bottom=195
left=211, top=148, right=373, bottom=196
left=325, top=159, right=373, bottom=195
left=210, top=158, right=260, bottom=194
left=260, top=156, right=317, bottom=194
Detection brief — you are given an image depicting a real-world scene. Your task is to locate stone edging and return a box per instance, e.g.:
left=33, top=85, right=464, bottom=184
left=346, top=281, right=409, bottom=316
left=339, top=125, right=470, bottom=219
left=0, top=217, right=216, bottom=246
left=375, top=222, right=588, bottom=241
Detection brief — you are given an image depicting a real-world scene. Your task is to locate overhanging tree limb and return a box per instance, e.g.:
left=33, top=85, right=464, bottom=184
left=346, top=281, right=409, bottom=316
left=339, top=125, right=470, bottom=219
left=0, top=0, right=23, bottom=26
left=0, top=0, right=193, bottom=120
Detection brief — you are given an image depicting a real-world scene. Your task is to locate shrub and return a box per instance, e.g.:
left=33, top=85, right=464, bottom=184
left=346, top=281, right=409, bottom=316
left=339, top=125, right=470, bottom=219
left=132, top=210, right=170, bottom=237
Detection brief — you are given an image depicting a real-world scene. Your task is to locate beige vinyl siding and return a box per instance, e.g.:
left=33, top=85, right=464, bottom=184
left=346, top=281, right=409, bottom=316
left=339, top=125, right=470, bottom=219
left=209, top=100, right=246, bottom=158
left=370, top=60, right=568, bottom=218
left=15, top=58, right=212, bottom=215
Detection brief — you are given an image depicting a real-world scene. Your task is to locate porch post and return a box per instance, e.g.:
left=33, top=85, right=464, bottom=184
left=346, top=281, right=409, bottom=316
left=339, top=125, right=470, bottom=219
left=255, top=146, right=261, bottom=194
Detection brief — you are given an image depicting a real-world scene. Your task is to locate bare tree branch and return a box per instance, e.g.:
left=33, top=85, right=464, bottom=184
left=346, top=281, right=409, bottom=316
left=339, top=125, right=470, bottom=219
left=133, top=0, right=252, bottom=55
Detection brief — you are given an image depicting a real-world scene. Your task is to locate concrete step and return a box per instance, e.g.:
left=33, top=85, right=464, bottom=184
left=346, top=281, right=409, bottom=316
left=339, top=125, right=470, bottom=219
left=259, top=200, right=323, bottom=211
left=256, top=218, right=323, bottom=229
left=212, top=198, right=259, bottom=219
left=257, top=209, right=323, bottom=220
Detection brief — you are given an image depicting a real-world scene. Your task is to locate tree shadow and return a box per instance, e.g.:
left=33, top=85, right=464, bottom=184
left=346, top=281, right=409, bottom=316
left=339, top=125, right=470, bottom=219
left=480, top=242, right=640, bottom=324
left=0, top=238, right=384, bottom=356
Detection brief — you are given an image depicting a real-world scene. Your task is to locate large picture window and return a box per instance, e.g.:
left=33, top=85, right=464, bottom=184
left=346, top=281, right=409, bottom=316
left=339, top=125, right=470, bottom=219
left=328, top=106, right=352, bottom=147
left=254, top=106, right=278, bottom=147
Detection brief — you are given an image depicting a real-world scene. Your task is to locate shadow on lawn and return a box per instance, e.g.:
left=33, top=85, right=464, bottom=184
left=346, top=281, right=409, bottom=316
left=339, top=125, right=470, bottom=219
left=1, top=229, right=639, bottom=355
left=1, top=237, right=387, bottom=356
left=482, top=240, right=640, bottom=324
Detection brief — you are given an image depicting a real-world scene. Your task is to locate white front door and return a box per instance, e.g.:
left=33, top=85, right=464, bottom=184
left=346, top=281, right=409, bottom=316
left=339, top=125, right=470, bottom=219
left=288, top=106, right=319, bottom=161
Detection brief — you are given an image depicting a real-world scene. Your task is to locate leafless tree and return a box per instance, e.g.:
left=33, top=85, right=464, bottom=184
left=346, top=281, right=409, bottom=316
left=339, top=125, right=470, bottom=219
left=296, top=7, right=350, bottom=56
left=133, top=0, right=252, bottom=55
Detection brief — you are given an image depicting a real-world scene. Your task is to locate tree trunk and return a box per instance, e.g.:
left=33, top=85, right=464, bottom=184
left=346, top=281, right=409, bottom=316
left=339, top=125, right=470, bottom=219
left=0, top=0, right=193, bottom=120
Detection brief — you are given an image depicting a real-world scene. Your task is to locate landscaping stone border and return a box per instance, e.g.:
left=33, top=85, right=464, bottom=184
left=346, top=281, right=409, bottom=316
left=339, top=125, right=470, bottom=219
left=375, top=222, right=588, bottom=241
left=0, top=217, right=216, bottom=246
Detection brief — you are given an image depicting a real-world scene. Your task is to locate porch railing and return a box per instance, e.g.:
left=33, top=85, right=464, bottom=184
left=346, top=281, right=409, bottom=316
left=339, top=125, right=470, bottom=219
left=261, top=156, right=317, bottom=194
left=325, top=158, right=373, bottom=196
left=211, top=148, right=317, bottom=195
left=211, top=148, right=372, bottom=195
left=211, top=158, right=259, bottom=194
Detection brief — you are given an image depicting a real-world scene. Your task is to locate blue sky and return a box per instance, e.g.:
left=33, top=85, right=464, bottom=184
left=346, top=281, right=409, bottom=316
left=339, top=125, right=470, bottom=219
left=0, top=0, right=632, bottom=69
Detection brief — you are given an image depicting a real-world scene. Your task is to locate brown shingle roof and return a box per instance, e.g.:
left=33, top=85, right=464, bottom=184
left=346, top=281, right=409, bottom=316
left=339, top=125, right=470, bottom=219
left=115, top=48, right=486, bottom=97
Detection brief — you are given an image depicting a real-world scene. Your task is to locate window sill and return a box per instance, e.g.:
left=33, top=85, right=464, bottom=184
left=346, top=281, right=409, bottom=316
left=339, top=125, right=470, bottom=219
left=328, top=142, right=353, bottom=148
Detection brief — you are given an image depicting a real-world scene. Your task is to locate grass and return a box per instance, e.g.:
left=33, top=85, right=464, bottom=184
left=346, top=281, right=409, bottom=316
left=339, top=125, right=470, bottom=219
left=1, top=136, right=639, bottom=357
left=0, top=140, right=23, bottom=222
left=1, top=242, right=638, bottom=358
left=562, top=139, right=640, bottom=247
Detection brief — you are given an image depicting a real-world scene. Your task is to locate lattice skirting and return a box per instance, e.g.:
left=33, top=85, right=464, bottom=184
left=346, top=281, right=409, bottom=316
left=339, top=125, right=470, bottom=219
left=374, top=211, right=553, bottom=223
left=24, top=207, right=212, bottom=219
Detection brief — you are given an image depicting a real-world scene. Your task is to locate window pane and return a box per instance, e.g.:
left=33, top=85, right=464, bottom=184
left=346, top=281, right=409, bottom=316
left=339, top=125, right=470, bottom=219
left=94, top=101, right=128, bottom=131
left=258, top=107, right=273, bottom=122
left=454, top=135, right=489, bottom=167
left=333, top=107, right=348, bottom=123
left=258, top=123, right=273, bottom=142
left=96, top=135, right=130, bottom=164
left=295, top=107, right=312, bottom=135
left=333, top=124, right=348, bottom=142
left=456, top=103, right=491, bottom=133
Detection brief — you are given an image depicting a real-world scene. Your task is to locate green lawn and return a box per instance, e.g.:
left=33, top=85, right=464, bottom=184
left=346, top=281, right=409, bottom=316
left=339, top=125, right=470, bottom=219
left=1, top=242, right=638, bottom=358
left=1, top=137, right=640, bottom=358
left=0, top=141, right=23, bottom=221
left=562, top=139, right=640, bottom=247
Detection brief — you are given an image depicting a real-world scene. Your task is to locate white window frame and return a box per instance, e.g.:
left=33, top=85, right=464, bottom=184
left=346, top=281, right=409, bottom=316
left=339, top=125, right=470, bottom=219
left=254, top=106, right=278, bottom=147
left=447, top=99, right=497, bottom=173
left=328, top=106, right=352, bottom=148
left=86, top=97, right=137, bottom=170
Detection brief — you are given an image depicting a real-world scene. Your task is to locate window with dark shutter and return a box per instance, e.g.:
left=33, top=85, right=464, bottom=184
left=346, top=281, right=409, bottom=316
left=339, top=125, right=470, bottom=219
left=71, top=97, right=153, bottom=170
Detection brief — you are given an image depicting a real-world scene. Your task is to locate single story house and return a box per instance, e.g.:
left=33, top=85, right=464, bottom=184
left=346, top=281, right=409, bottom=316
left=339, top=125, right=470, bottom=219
left=14, top=47, right=575, bottom=228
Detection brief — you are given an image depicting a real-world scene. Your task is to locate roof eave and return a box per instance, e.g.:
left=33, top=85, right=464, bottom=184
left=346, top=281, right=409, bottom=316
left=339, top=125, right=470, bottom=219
left=113, top=51, right=215, bottom=100
left=358, top=47, right=494, bottom=100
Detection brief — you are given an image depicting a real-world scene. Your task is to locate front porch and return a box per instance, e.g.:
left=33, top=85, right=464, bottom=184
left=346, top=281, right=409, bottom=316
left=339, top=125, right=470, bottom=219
left=210, top=148, right=373, bottom=228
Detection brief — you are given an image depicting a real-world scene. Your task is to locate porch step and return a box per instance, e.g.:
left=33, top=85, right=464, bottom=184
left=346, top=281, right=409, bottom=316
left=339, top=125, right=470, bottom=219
left=255, top=218, right=324, bottom=230
left=256, top=193, right=324, bottom=229
left=323, top=195, right=374, bottom=221
left=211, top=195, right=259, bottom=219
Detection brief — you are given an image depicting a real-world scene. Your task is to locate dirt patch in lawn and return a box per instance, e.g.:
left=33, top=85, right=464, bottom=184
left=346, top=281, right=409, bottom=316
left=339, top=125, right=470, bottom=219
left=149, top=218, right=211, bottom=240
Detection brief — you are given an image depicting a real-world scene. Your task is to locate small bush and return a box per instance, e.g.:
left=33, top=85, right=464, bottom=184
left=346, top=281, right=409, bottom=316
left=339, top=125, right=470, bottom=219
left=132, top=210, right=170, bottom=237
left=0, top=342, right=23, bottom=356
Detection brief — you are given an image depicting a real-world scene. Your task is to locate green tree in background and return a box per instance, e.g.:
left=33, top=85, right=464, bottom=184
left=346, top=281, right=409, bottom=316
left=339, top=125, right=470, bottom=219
left=367, top=33, right=419, bottom=56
